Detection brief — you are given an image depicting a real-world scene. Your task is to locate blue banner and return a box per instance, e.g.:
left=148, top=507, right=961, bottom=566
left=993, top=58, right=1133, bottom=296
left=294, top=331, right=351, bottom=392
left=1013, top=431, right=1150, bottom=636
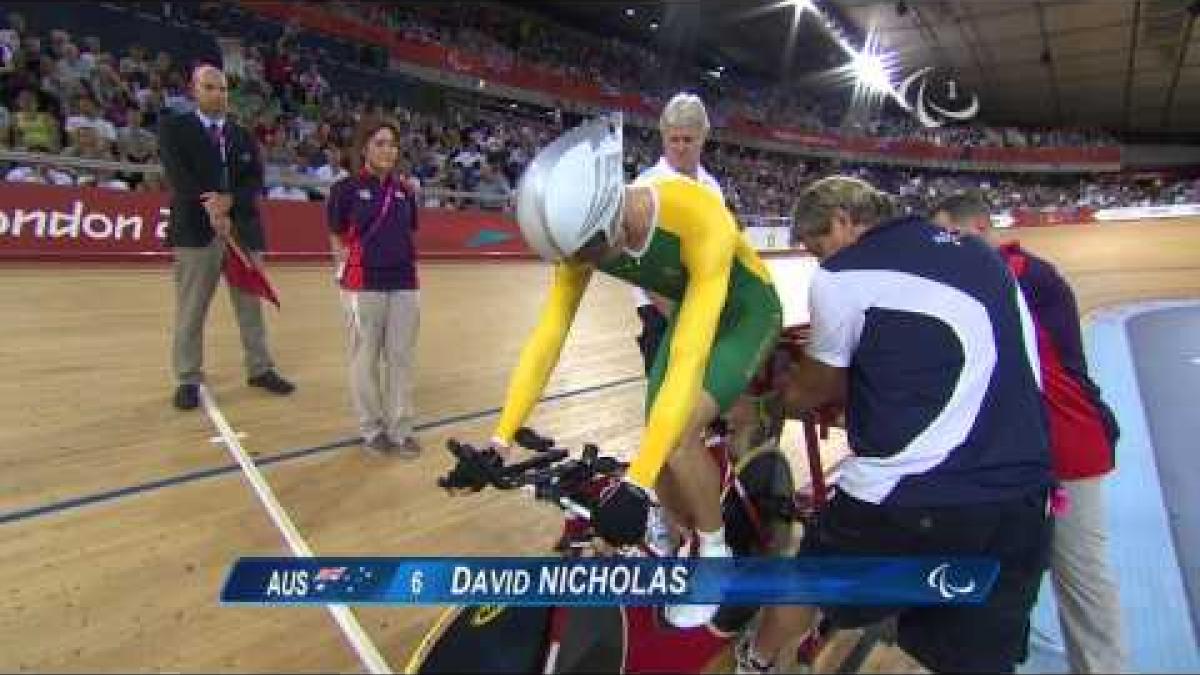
left=221, top=556, right=998, bottom=607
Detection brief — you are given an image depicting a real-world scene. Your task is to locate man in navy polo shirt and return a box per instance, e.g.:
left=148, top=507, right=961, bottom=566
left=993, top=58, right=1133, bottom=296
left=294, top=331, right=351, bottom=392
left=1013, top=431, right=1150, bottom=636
left=736, top=177, right=1054, bottom=674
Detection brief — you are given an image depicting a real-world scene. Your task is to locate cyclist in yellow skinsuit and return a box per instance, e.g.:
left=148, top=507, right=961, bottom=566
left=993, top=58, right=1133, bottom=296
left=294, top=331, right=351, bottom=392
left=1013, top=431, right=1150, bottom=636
left=491, top=114, right=782, bottom=628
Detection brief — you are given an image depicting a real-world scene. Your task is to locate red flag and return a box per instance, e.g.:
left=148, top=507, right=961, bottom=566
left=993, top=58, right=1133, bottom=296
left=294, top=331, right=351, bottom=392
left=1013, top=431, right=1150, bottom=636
left=221, top=235, right=280, bottom=308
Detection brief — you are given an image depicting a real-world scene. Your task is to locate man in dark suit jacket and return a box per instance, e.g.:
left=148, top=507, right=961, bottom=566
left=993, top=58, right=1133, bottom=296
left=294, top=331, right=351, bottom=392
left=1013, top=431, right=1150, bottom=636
left=159, top=64, right=294, bottom=410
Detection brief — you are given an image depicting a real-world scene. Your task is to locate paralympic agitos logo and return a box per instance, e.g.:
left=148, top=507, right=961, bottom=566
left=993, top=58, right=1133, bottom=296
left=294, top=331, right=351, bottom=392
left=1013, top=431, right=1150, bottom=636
left=897, top=67, right=980, bottom=128
left=926, top=562, right=977, bottom=600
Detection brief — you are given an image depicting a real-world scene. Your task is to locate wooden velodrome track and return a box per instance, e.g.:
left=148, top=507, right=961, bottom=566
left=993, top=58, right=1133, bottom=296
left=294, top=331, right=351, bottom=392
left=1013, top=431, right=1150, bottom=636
left=1, top=218, right=1198, bottom=672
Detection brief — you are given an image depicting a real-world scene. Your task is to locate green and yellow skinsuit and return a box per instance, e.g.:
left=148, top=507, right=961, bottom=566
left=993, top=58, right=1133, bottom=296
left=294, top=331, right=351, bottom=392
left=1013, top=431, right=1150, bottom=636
left=493, top=176, right=783, bottom=489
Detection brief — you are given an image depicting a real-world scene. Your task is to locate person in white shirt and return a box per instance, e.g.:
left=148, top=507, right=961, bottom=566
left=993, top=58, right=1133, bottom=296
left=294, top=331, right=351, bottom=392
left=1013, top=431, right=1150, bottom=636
left=65, top=95, right=117, bottom=149
left=452, top=145, right=483, bottom=173
left=311, top=145, right=349, bottom=183
left=309, top=145, right=349, bottom=198
left=266, top=183, right=310, bottom=201
left=62, top=125, right=128, bottom=190
left=4, top=164, right=74, bottom=185
left=630, top=92, right=725, bottom=372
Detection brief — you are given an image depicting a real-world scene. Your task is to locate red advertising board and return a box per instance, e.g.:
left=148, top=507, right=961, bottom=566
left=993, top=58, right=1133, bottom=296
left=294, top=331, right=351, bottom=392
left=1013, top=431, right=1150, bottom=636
left=0, top=184, right=533, bottom=262
left=1008, top=206, right=1098, bottom=227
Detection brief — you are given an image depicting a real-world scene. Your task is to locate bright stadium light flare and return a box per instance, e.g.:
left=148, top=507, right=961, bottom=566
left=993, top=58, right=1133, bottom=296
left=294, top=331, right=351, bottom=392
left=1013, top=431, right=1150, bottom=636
left=852, top=51, right=892, bottom=93
left=830, top=48, right=899, bottom=94
left=769, top=0, right=815, bottom=20
left=828, top=26, right=905, bottom=108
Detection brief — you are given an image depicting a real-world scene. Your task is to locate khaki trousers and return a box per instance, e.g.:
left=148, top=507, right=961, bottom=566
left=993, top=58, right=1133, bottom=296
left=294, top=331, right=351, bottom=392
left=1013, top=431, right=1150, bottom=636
left=172, top=240, right=274, bottom=385
left=341, top=289, right=420, bottom=441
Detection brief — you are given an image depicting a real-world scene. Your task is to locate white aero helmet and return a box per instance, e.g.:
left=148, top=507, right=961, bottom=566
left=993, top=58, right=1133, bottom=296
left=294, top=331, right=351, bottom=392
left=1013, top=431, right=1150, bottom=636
left=515, top=113, right=625, bottom=262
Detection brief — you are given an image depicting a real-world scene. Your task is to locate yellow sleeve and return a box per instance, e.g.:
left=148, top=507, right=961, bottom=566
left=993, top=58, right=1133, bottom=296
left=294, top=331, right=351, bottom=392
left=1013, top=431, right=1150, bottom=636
left=493, top=262, right=593, bottom=443
left=626, top=217, right=737, bottom=488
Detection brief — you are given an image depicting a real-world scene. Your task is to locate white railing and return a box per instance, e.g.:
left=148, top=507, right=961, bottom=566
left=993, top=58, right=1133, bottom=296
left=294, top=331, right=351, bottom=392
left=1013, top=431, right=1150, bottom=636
left=741, top=217, right=794, bottom=251
left=0, top=150, right=513, bottom=207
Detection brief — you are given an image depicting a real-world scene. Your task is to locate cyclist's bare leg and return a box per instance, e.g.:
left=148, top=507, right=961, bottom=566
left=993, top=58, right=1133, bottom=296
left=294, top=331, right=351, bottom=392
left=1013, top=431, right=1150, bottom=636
left=662, top=391, right=724, bottom=534
left=656, top=392, right=731, bottom=627
left=652, top=468, right=692, bottom=530
left=652, top=468, right=691, bottom=547
left=724, top=395, right=761, bottom=456
left=654, top=393, right=768, bottom=547
left=746, top=605, right=820, bottom=668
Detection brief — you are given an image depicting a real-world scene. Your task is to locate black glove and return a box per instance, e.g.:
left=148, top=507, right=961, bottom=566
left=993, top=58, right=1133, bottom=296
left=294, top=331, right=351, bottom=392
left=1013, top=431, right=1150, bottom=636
left=438, top=444, right=503, bottom=492
left=592, top=479, right=651, bottom=547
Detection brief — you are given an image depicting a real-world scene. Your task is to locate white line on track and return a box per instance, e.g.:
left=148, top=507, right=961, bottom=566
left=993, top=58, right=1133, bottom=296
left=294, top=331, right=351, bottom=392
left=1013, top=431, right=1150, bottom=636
left=199, top=384, right=393, bottom=674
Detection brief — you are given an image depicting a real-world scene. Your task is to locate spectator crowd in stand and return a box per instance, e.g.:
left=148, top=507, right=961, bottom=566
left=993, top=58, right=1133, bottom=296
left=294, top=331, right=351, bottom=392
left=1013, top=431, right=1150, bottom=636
left=1, top=5, right=1196, bottom=218
left=320, top=0, right=1119, bottom=149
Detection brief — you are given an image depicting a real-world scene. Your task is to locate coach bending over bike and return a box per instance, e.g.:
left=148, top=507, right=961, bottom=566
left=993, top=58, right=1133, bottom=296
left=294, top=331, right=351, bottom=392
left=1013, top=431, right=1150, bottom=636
left=487, top=113, right=782, bottom=629
left=736, top=177, right=1055, bottom=674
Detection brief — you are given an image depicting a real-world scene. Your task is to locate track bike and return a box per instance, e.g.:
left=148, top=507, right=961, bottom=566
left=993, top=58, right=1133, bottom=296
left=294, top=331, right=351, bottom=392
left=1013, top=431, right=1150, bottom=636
left=405, top=325, right=856, bottom=674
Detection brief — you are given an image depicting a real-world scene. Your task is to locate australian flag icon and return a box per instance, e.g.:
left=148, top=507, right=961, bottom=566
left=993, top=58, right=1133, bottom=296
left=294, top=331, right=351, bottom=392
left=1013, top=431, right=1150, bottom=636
left=311, top=564, right=385, bottom=598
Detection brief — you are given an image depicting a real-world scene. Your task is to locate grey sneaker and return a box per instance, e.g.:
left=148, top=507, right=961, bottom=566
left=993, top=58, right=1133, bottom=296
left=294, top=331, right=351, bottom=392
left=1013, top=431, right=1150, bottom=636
left=645, top=505, right=677, bottom=556
left=364, top=433, right=395, bottom=454
left=735, top=630, right=778, bottom=675
left=393, top=436, right=421, bottom=459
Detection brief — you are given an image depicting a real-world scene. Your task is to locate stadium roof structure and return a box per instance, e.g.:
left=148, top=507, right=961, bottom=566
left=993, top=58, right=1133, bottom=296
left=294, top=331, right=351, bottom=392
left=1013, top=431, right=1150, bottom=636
left=834, top=0, right=1200, bottom=139
left=526, top=0, right=1200, bottom=141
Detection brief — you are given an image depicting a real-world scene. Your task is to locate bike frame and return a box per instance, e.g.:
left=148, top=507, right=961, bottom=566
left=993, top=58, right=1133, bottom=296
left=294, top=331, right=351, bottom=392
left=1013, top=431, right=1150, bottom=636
left=409, top=323, right=850, bottom=674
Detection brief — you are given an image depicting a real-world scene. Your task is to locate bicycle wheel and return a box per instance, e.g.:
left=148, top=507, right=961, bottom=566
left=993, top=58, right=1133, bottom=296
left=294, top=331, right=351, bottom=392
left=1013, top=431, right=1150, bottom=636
left=405, top=605, right=551, bottom=673
left=713, top=446, right=797, bottom=634
left=724, top=446, right=796, bottom=557
left=552, top=606, right=627, bottom=673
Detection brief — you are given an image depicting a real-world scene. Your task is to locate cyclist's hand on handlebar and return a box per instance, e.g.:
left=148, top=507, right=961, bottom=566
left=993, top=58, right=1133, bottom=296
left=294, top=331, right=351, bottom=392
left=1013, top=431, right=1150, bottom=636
left=487, top=436, right=513, bottom=461
left=593, top=479, right=651, bottom=547
left=438, top=462, right=489, bottom=493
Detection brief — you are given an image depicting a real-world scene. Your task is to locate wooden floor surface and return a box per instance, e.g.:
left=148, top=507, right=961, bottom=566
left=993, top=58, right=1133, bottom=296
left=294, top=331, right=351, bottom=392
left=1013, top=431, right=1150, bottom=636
left=0, top=218, right=1197, bottom=672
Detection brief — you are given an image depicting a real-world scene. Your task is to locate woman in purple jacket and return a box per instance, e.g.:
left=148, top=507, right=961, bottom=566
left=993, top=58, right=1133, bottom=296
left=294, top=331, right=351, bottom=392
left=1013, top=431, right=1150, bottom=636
left=327, top=117, right=422, bottom=457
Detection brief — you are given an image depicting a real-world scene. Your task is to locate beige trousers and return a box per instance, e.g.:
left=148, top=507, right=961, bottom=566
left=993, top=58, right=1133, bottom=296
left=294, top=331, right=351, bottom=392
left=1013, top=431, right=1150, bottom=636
left=1051, top=476, right=1128, bottom=673
left=341, top=289, right=420, bottom=441
left=172, top=240, right=274, bottom=385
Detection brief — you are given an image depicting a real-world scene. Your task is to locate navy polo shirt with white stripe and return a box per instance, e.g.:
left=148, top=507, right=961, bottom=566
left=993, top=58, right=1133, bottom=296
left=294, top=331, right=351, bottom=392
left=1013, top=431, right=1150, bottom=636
left=806, top=216, right=1052, bottom=507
